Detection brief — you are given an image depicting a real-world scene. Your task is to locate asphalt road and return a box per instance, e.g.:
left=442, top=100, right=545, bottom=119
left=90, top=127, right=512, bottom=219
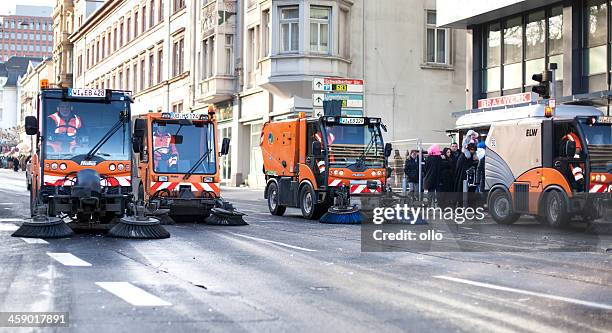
left=0, top=168, right=611, bottom=333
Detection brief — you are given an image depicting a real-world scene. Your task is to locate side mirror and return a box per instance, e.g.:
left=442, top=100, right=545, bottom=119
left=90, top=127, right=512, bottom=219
left=561, top=140, right=576, bottom=158
left=384, top=143, right=393, bottom=157
left=312, top=141, right=322, bottom=156
left=25, top=116, right=38, bottom=135
left=220, top=138, right=230, bottom=156
left=172, top=135, right=183, bottom=145
left=132, top=137, right=143, bottom=153
left=133, top=118, right=146, bottom=139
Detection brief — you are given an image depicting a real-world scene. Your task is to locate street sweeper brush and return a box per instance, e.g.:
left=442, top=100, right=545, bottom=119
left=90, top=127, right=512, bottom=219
left=205, top=199, right=247, bottom=226
left=12, top=205, right=74, bottom=238
left=144, top=205, right=175, bottom=225
left=319, top=186, right=363, bottom=224
left=108, top=204, right=170, bottom=239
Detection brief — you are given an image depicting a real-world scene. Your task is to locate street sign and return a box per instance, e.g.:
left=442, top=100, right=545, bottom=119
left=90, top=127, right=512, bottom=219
left=477, top=92, right=536, bottom=109
left=313, top=78, right=364, bottom=93
left=313, top=93, right=363, bottom=108
left=314, top=108, right=363, bottom=117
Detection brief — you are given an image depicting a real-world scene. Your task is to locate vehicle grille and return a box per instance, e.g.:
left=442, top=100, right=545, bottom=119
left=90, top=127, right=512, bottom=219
left=588, top=144, right=612, bottom=172
left=513, top=183, right=530, bottom=212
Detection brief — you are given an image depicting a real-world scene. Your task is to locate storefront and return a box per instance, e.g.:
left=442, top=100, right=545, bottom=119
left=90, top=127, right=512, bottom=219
left=438, top=0, right=612, bottom=113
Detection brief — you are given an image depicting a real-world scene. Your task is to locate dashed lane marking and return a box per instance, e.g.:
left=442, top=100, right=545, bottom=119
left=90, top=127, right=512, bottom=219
left=0, top=218, right=26, bottom=222
left=434, top=275, right=612, bottom=311
left=230, top=232, right=317, bottom=252
left=0, top=224, right=18, bottom=231
left=47, top=252, right=92, bottom=267
left=95, top=282, right=172, bottom=307
left=21, top=238, right=49, bottom=244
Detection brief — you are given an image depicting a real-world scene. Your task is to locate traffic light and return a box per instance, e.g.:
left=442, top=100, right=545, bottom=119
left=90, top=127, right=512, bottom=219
left=532, top=70, right=551, bottom=99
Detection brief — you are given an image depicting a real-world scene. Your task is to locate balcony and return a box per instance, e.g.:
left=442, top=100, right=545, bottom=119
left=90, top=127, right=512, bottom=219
left=196, top=75, right=236, bottom=104
left=255, top=53, right=351, bottom=99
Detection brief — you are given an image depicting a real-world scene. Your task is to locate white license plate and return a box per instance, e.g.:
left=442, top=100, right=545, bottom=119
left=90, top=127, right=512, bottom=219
left=339, top=117, right=365, bottom=125
left=68, top=88, right=106, bottom=98
left=598, top=116, right=612, bottom=124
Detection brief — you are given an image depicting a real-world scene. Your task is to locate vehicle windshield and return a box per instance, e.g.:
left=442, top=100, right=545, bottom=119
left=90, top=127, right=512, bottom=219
left=579, top=123, right=612, bottom=145
left=152, top=120, right=216, bottom=174
left=43, top=98, right=130, bottom=161
left=324, top=123, right=384, bottom=168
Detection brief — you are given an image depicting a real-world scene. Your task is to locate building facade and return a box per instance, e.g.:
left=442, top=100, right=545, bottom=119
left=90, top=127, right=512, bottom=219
left=0, top=6, right=54, bottom=62
left=53, top=0, right=75, bottom=87
left=0, top=56, right=42, bottom=130
left=438, top=0, right=612, bottom=113
left=71, top=0, right=192, bottom=116
left=17, top=59, right=53, bottom=153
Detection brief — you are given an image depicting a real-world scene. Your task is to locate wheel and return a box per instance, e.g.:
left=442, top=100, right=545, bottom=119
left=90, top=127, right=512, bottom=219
left=267, top=182, right=286, bottom=216
left=299, top=183, right=324, bottom=220
left=543, top=190, right=569, bottom=228
left=488, top=190, right=520, bottom=225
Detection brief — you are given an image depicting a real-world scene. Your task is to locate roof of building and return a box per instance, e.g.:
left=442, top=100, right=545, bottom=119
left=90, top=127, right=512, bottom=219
left=0, top=56, right=43, bottom=86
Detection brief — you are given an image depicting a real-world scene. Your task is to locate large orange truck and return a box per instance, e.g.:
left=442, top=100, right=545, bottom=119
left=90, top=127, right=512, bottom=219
left=24, top=88, right=134, bottom=227
left=131, top=108, right=233, bottom=222
left=454, top=100, right=612, bottom=227
left=260, top=113, right=392, bottom=219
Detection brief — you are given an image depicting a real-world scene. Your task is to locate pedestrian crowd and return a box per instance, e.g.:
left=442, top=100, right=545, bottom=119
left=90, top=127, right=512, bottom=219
left=388, top=130, right=486, bottom=207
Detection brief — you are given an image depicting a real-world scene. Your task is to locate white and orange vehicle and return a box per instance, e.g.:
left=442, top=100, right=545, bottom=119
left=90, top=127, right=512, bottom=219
left=131, top=108, right=230, bottom=221
left=260, top=113, right=392, bottom=219
left=454, top=98, right=612, bottom=227
left=24, top=88, right=134, bottom=226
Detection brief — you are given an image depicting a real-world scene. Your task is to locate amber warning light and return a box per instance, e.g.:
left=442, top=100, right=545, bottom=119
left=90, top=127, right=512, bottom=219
left=40, top=79, right=49, bottom=89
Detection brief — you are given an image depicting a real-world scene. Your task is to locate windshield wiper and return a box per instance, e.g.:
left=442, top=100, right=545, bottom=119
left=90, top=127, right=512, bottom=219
left=354, top=130, right=377, bottom=168
left=183, top=150, right=212, bottom=180
left=85, top=111, right=128, bottom=160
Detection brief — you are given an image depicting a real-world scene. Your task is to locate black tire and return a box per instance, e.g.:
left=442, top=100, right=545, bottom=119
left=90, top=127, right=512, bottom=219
left=299, top=183, right=325, bottom=220
left=543, top=190, right=569, bottom=228
left=488, top=189, right=520, bottom=225
left=267, top=182, right=286, bottom=216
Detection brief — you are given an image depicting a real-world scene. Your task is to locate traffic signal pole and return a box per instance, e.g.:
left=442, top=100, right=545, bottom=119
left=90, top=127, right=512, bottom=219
left=550, top=63, right=557, bottom=100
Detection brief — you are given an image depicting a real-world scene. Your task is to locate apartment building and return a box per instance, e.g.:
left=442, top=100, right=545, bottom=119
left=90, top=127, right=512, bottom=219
left=0, top=6, right=54, bottom=62
left=71, top=0, right=191, bottom=115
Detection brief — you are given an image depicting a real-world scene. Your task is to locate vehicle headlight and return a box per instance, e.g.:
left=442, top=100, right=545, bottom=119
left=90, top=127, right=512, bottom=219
left=51, top=163, right=58, bottom=170
left=339, top=170, right=344, bottom=176
left=117, top=163, right=125, bottom=171
left=109, top=164, right=116, bottom=171
left=371, top=171, right=376, bottom=176
left=596, top=175, right=601, bottom=182
left=602, top=175, right=607, bottom=182
left=59, top=163, right=67, bottom=170
left=158, top=176, right=168, bottom=181
left=333, top=170, right=338, bottom=175
left=377, top=170, right=383, bottom=176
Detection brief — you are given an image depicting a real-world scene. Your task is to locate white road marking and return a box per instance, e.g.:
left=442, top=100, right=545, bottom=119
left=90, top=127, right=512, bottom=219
left=434, top=275, right=612, bottom=311
left=21, top=238, right=49, bottom=244
left=0, top=218, right=26, bottom=222
left=47, top=252, right=92, bottom=267
left=95, top=282, right=172, bottom=307
left=230, top=232, right=317, bottom=252
left=0, top=224, right=18, bottom=231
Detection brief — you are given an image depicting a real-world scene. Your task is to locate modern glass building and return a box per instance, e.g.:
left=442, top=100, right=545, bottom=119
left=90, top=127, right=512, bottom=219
left=438, top=0, right=612, bottom=113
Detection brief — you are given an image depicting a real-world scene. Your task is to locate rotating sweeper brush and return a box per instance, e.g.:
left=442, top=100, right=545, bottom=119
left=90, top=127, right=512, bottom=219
left=12, top=206, right=74, bottom=238
left=320, top=186, right=364, bottom=224
left=205, top=199, right=248, bottom=226
left=108, top=204, right=170, bottom=239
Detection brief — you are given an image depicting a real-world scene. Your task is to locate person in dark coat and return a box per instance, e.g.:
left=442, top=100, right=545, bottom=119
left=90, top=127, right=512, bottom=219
left=454, top=143, right=478, bottom=196
left=438, top=148, right=455, bottom=207
left=424, top=145, right=442, bottom=203
left=12, top=157, right=20, bottom=172
left=404, top=150, right=419, bottom=193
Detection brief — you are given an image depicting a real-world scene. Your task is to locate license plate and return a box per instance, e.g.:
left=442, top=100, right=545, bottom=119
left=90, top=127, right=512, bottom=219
left=68, top=88, right=106, bottom=98
left=597, top=116, right=612, bottom=124
left=339, top=117, right=365, bottom=125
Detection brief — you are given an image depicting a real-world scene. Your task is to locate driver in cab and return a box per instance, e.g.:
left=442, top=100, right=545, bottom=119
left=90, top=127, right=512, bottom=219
left=47, top=101, right=82, bottom=153
left=153, top=124, right=179, bottom=172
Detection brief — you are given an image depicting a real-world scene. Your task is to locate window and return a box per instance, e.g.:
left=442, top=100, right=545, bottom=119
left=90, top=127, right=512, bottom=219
left=157, top=48, right=163, bottom=83
left=120, top=22, right=124, bottom=47
left=172, top=101, right=183, bottom=113
left=548, top=6, right=563, bottom=80
left=86, top=48, right=90, bottom=68
left=119, top=70, right=123, bottom=90
left=126, top=67, right=131, bottom=91
left=133, top=63, right=138, bottom=92
left=172, top=37, right=184, bottom=76
left=279, top=7, right=299, bottom=53
left=102, top=36, right=106, bottom=58
left=310, top=6, right=330, bottom=53
left=503, top=17, right=522, bottom=91
left=140, top=58, right=145, bottom=90
left=107, top=32, right=111, bottom=54
left=586, top=0, right=607, bottom=76
left=173, top=0, right=185, bottom=14
left=159, top=0, right=164, bottom=22
left=149, top=53, right=154, bottom=87
left=150, top=0, right=155, bottom=27
left=484, top=23, right=501, bottom=93
left=425, top=10, right=449, bottom=64
left=142, top=5, right=147, bottom=32
left=525, top=11, right=545, bottom=86
left=134, top=11, right=139, bottom=38
left=96, top=40, right=100, bottom=62
left=225, top=35, right=233, bottom=75
left=113, top=27, right=117, bottom=51
left=262, top=10, right=270, bottom=57
left=127, top=17, right=132, bottom=42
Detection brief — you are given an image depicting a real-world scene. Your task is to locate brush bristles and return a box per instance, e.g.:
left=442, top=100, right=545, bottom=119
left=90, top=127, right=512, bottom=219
left=12, top=222, right=74, bottom=238
left=108, top=222, right=170, bottom=239
left=319, top=211, right=364, bottom=224
left=206, top=213, right=248, bottom=226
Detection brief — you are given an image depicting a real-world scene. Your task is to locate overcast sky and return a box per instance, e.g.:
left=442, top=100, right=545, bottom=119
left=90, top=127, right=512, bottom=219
left=0, top=0, right=54, bottom=16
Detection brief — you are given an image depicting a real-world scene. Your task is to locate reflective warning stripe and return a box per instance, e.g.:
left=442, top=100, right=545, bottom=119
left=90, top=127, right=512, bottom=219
left=149, top=182, right=220, bottom=194
left=350, top=185, right=382, bottom=194
left=572, top=166, right=584, bottom=181
left=44, top=175, right=130, bottom=187
left=589, top=184, right=604, bottom=193
left=317, top=160, right=326, bottom=173
left=328, top=179, right=342, bottom=187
